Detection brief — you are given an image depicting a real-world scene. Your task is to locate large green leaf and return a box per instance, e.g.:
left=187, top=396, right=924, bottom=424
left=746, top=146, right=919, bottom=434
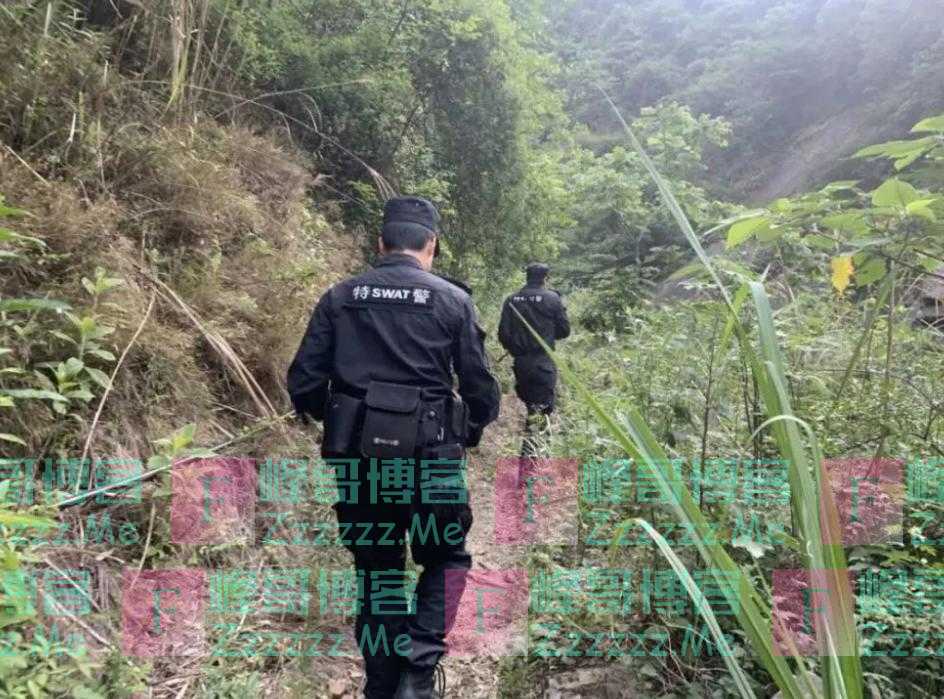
left=84, top=366, right=111, bottom=390
left=756, top=225, right=784, bottom=243
left=855, top=258, right=887, bottom=286
left=2, top=389, right=68, bottom=402
left=804, top=235, right=836, bottom=250
left=854, top=137, right=936, bottom=159
left=905, top=198, right=939, bottom=221
left=871, top=178, right=920, bottom=209
left=727, top=216, right=769, bottom=249
left=911, top=115, right=944, bottom=133
left=820, top=212, right=869, bottom=236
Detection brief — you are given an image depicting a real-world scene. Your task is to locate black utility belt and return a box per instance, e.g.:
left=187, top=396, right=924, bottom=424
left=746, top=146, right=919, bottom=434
left=322, top=381, right=469, bottom=458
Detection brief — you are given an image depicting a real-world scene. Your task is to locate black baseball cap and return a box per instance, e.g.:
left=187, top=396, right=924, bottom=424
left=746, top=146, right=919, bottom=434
left=383, top=196, right=440, bottom=237
left=526, top=262, right=550, bottom=278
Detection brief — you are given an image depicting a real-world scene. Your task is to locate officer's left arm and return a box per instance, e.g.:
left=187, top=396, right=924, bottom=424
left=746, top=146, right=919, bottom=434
left=553, top=292, right=571, bottom=340
left=453, top=297, right=501, bottom=444
left=286, top=290, right=335, bottom=422
left=497, top=298, right=515, bottom=353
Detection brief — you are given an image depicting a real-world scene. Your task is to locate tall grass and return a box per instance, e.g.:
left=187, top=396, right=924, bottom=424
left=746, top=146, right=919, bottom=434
left=517, top=92, right=864, bottom=698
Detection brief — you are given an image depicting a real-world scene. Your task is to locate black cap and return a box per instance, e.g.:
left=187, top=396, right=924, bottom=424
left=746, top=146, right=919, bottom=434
left=526, top=262, right=550, bottom=279
left=383, top=196, right=440, bottom=238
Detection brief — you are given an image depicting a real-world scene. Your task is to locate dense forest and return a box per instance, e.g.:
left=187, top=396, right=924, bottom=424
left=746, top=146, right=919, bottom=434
left=1, top=1, right=943, bottom=697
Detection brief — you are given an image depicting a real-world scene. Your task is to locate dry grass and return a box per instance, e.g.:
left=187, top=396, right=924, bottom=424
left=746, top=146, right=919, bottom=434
left=0, top=6, right=372, bottom=693
left=1, top=115, right=357, bottom=459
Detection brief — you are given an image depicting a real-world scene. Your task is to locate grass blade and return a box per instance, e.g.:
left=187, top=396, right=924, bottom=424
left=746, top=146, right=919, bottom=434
left=629, top=517, right=758, bottom=699
left=510, top=303, right=809, bottom=698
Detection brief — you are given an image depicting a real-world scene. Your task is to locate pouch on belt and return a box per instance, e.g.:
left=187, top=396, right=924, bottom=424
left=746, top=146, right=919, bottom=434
left=360, top=381, right=422, bottom=458
left=323, top=392, right=364, bottom=455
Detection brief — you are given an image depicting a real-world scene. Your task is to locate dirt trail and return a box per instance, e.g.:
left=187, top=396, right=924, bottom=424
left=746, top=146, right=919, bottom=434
left=440, top=394, right=526, bottom=698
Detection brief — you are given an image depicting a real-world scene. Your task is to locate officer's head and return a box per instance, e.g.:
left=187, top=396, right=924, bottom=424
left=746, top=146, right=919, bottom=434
left=526, top=262, right=550, bottom=287
left=380, top=196, right=441, bottom=271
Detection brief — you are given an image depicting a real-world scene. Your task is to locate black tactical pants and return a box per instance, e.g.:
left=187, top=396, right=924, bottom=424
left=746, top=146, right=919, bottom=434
left=328, top=447, right=472, bottom=699
left=513, top=353, right=556, bottom=465
left=512, top=352, right=557, bottom=413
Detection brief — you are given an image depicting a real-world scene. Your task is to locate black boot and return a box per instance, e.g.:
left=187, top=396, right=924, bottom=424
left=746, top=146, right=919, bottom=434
left=357, top=612, right=405, bottom=699
left=393, top=667, right=437, bottom=699
left=362, top=651, right=401, bottom=699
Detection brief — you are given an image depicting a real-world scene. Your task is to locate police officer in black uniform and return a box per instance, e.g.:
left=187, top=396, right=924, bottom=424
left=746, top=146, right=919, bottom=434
left=287, top=196, right=500, bottom=699
left=498, top=263, right=570, bottom=460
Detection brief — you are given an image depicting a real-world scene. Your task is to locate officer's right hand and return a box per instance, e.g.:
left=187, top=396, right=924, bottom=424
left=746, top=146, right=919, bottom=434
left=466, top=423, right=485, bottom=448
left=290, top=391, right=321, bottom=425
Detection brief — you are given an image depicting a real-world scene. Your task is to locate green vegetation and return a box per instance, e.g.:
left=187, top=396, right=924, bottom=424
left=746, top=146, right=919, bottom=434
left=1, top=1, right=943, bottom=697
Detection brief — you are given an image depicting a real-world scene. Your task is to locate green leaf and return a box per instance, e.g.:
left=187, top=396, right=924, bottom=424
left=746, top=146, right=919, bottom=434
left=906, top=198, right=939, bottom=221
left=98, top=276, right=124, bottom=293
left=848, top=236, right=892, bottom=250
left=171, top=423, right=197, bottom=453
left=821, top=180, right=859, bottom=193
left=63, top=357, right=84, bottom=378
left=32, top=371, right=57, bottom=392
left=88, top=324, right=115, bottom=340
left=804, top=235, right=836, bottom=250
left=2, top=389, right=68, bottom=402
left=871, top=178, right=920, bottom=209
left=755, top=225, right=783, bottom=243
left=911, top=115, right=944, bottom=133
left=918, top=254, right=944, bottom=272
left=726, top=217, right=768, bottom=249
left=0, top=203, right=26, bottom=219
left=820, top=212, right=869, bottom=235
left=83, top=366, right=111, bottom=390
left=0, top=228, right=43, bottom=247
left=72, top=687, right=106, bottom=699
left=0, top=299, right=70, bottom=313
left=855, top=137, right=936, bottom=158
left=855, top=258, right=887, bottom=286
left=73, top=316, right=96, bottom=337
left=0, top=510, right=54, bottom=529
left=49, top=330, right=77, bottom=345
left=895, top=148, right=931, bottom=171
left=86, top=348, right=116, bottom=362
left=0, top=434, right=26, bottom=446
left=147, top=455, right=171, bottom=470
